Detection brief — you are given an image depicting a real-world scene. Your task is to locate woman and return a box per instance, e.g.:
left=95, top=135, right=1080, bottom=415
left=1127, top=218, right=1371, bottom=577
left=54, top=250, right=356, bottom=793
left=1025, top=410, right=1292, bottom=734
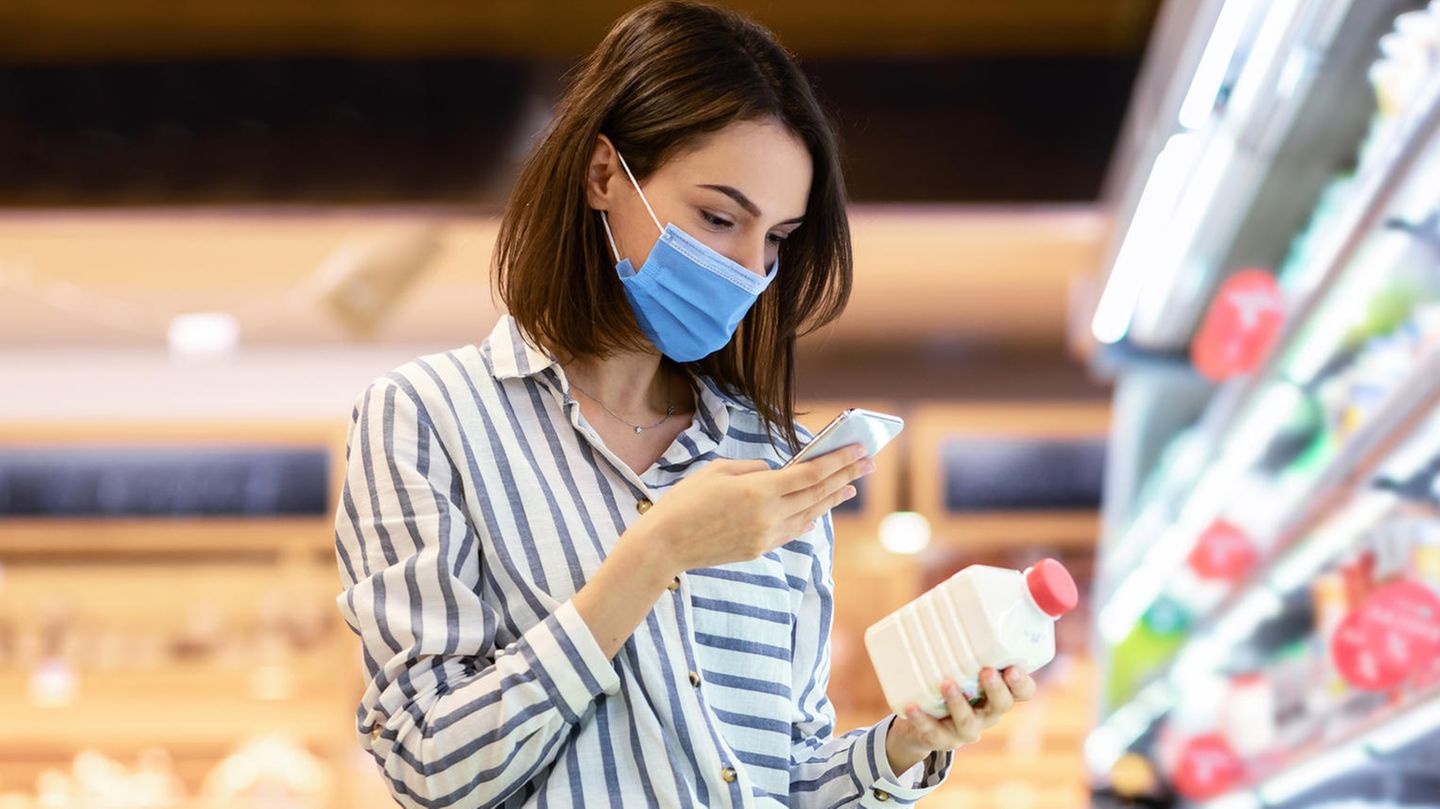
left=333, top=3, right=1036, bottom=806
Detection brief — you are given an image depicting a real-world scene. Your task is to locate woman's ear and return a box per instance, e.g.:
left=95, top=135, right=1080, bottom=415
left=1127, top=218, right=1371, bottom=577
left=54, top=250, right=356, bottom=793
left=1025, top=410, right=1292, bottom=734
left=585, top=134, right=619, bottom=211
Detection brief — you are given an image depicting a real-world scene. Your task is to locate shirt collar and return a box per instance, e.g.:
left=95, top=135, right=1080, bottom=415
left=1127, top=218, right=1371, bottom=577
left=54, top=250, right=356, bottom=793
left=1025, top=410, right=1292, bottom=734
left=485, top=313, right=560, bottom=381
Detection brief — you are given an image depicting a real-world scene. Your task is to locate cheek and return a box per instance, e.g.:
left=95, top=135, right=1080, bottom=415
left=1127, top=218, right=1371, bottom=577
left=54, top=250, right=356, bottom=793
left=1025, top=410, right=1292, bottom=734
left=618, top=212, right=660, bottom=265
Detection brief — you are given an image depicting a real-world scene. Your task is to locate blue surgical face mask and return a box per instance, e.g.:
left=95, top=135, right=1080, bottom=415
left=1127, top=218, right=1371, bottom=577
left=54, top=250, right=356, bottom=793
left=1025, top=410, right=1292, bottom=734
left=600, top=147, right=778, bottom=363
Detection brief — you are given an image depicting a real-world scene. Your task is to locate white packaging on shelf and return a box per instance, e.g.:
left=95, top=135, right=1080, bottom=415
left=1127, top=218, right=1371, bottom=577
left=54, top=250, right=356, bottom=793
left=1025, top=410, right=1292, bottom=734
left=1220, top=671, right=1278, bottom=756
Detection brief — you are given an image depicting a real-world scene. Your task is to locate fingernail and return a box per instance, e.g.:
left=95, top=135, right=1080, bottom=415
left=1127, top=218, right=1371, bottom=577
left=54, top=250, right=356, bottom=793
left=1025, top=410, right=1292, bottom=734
left=859, top=460, right=876, bottom=475
left=851, top=445, right=867, bottom=460
left=943, top=682, right=960, bottom=698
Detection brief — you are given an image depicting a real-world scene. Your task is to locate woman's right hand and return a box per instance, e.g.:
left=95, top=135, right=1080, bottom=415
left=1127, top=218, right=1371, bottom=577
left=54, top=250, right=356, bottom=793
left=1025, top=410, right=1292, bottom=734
left=626, top=443, right=874, bottom=574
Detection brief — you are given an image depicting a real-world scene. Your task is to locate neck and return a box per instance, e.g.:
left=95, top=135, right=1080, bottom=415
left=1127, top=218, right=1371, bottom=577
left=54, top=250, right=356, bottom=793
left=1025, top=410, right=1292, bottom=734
left=560, top=349, right=693, bottom=419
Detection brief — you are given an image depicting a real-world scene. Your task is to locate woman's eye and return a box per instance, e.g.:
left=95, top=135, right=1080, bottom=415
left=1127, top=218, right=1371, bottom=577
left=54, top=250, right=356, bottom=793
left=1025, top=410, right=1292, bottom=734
left=700, top=211, right=732, bottom=229
left=767, top=232, right=788, bottom=246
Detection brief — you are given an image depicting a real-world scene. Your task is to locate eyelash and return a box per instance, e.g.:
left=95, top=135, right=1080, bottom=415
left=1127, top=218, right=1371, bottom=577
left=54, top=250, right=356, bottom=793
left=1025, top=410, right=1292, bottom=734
left=700, top=210, right=789, bottom=246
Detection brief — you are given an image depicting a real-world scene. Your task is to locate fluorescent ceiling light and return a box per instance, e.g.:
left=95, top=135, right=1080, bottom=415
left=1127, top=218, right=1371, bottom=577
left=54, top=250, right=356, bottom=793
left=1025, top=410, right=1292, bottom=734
left=1092, top=132, right=1204, bottom=345
left=1179, top=0, right=1261, bottom=130
left=1130, top=132, right=1237, bottom=339
left=1224, top=0, right=1303, bottom=129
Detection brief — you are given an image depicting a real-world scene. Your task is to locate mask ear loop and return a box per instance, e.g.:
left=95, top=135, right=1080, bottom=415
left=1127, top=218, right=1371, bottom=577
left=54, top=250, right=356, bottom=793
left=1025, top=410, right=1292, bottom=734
left=613, top=148, right=665, bottom=235
left=599, top=211, right=623, bottom=263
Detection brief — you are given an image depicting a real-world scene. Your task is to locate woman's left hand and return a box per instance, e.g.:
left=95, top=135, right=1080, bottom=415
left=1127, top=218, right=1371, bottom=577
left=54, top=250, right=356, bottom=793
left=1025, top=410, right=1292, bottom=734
left=884, top=666, right=1038, bottom=774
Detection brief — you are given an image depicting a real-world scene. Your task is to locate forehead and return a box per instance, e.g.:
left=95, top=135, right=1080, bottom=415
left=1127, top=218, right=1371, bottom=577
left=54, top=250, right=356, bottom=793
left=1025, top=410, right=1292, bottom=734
left=656, top=120, right=812, bottom=220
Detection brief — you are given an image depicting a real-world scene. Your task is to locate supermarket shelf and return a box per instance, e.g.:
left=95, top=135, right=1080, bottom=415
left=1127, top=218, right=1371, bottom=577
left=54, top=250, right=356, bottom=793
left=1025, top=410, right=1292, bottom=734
left=1260, top=348, right=1440, bottom=555
left=1, top=695, right=349, bottom=752
left=1197, top=687, right=1440, bottom=808
left=0, top=517, right=335, bottom=555
left=1089, top=341, right=1440, bottom=765
left=1097, top=64, right=1440, bottom=642
left=0, top=665, right=355, bottom=751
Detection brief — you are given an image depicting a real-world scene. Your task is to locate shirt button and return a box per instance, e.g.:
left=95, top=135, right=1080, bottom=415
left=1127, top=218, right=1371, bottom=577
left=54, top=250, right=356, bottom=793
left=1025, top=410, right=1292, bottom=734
left=688, top=671, right=701, bottom=687
left=720, top=766, right=737, bottom=783
left=667, top=576, right=681, bottom=591
left=636, top=498, right=652, bottom=514
left=872, top=788, right=891, bottom=801
left=369, top=724, right=383, bottom=740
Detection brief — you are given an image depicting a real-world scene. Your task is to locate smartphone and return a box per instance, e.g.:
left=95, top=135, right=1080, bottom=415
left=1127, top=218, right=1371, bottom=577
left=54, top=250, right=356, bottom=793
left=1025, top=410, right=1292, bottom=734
left=782, top=408, right=905, bottom=468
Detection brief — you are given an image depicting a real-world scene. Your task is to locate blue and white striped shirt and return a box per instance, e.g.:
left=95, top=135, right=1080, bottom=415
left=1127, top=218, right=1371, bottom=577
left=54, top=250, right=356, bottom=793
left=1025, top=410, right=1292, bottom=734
left=333, top=314, right=955, bottom=808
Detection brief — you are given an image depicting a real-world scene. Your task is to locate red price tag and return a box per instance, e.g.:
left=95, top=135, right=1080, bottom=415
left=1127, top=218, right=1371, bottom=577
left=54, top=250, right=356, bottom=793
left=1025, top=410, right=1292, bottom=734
left=1331, top=579, right=1440, bottom=691
left=1191, top=269, right=1285, bottom=382
left=1189, top=520, right=1258, bottom=582
left=1173, top=733, right=1244, bottom=801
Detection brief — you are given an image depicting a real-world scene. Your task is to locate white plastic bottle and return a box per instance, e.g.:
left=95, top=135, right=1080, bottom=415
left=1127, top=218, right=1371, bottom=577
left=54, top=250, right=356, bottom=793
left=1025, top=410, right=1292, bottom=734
left=864, top=558, right=1079, bottom=718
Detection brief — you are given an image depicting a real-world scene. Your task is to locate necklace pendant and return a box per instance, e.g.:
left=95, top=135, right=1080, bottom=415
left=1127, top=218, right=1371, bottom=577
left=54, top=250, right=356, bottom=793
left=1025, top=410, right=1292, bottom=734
left=634, top=425, right=643, bottom=434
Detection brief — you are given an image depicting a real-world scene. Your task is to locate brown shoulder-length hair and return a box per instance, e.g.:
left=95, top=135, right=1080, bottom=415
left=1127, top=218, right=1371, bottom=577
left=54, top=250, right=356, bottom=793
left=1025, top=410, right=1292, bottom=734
left=493, top=0, right=852, bottom=456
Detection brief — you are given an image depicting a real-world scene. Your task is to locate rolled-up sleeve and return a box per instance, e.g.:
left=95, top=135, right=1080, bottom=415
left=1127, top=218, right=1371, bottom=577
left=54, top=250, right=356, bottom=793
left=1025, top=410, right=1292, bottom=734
left=787, top=510, right=955, bottom=807
left=333, top=375, right=621, bottom=809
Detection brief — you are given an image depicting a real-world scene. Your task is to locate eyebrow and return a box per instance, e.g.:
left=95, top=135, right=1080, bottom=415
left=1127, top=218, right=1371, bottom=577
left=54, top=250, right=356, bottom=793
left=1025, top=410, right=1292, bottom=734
left=697, top=184, right=805, bottom=225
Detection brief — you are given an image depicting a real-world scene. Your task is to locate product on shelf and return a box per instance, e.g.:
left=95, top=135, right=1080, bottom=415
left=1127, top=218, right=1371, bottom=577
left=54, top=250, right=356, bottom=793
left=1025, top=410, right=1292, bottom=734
left=202, top=736, right=332, bottom=809
left=1218, top=671, right=1278, bottom=757
left=1416, top=523, right=1440, bottom=589
left=1372, top=7, right=1440, bottom=113
left=1312, top=570, right=1353, bottom=709
left=0, top=748, right=186, bottom=809
left=1266, top=640, right=1320, bottom=751
left=1104, top=597, right=1190, bottom=709
left=1362, top=4, right=1440, bottom=166
left=1276, top=173, right=1357, bottom=294
left=1107, top=752, right=1160, bottom=799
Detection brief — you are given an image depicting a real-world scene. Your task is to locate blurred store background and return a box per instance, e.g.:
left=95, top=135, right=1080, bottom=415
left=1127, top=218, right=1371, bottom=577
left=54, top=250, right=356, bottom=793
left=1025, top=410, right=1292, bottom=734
left=1, top=0, right=1439, bottom=807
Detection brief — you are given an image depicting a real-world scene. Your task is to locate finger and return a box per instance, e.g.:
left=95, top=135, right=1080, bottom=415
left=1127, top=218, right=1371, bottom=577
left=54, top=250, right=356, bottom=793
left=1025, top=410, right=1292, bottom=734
left=1003, top=667, right=1037, bottom=701
left=939, top=682, right=983, bottom=745
left=974, top=668, right=1014, bottom=724
left=903, top=703, right=957, bottom=750
left=776, top=442, right=867, bottom=494
left=772, top=489, right=854, bottom=551
left=788, top=482, right=857, bottom=531
left=779, top=457, right=871, bottom=520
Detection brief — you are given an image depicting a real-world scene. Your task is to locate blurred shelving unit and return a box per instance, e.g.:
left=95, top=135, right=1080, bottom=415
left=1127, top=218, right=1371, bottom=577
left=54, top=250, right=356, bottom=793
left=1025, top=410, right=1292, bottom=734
left=0, top=419, right=398, bottom=809
left=1072, top=0, right=1440, bottom=805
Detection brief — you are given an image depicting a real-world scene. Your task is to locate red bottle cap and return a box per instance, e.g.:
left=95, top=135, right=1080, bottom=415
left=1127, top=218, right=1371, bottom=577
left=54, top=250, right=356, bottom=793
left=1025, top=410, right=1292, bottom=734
left=1026, top=558, right=1079, bottom=617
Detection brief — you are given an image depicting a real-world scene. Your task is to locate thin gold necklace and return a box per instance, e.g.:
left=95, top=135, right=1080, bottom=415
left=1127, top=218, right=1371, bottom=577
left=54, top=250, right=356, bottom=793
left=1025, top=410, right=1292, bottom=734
left=567, top=378, right=677, bottom=434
